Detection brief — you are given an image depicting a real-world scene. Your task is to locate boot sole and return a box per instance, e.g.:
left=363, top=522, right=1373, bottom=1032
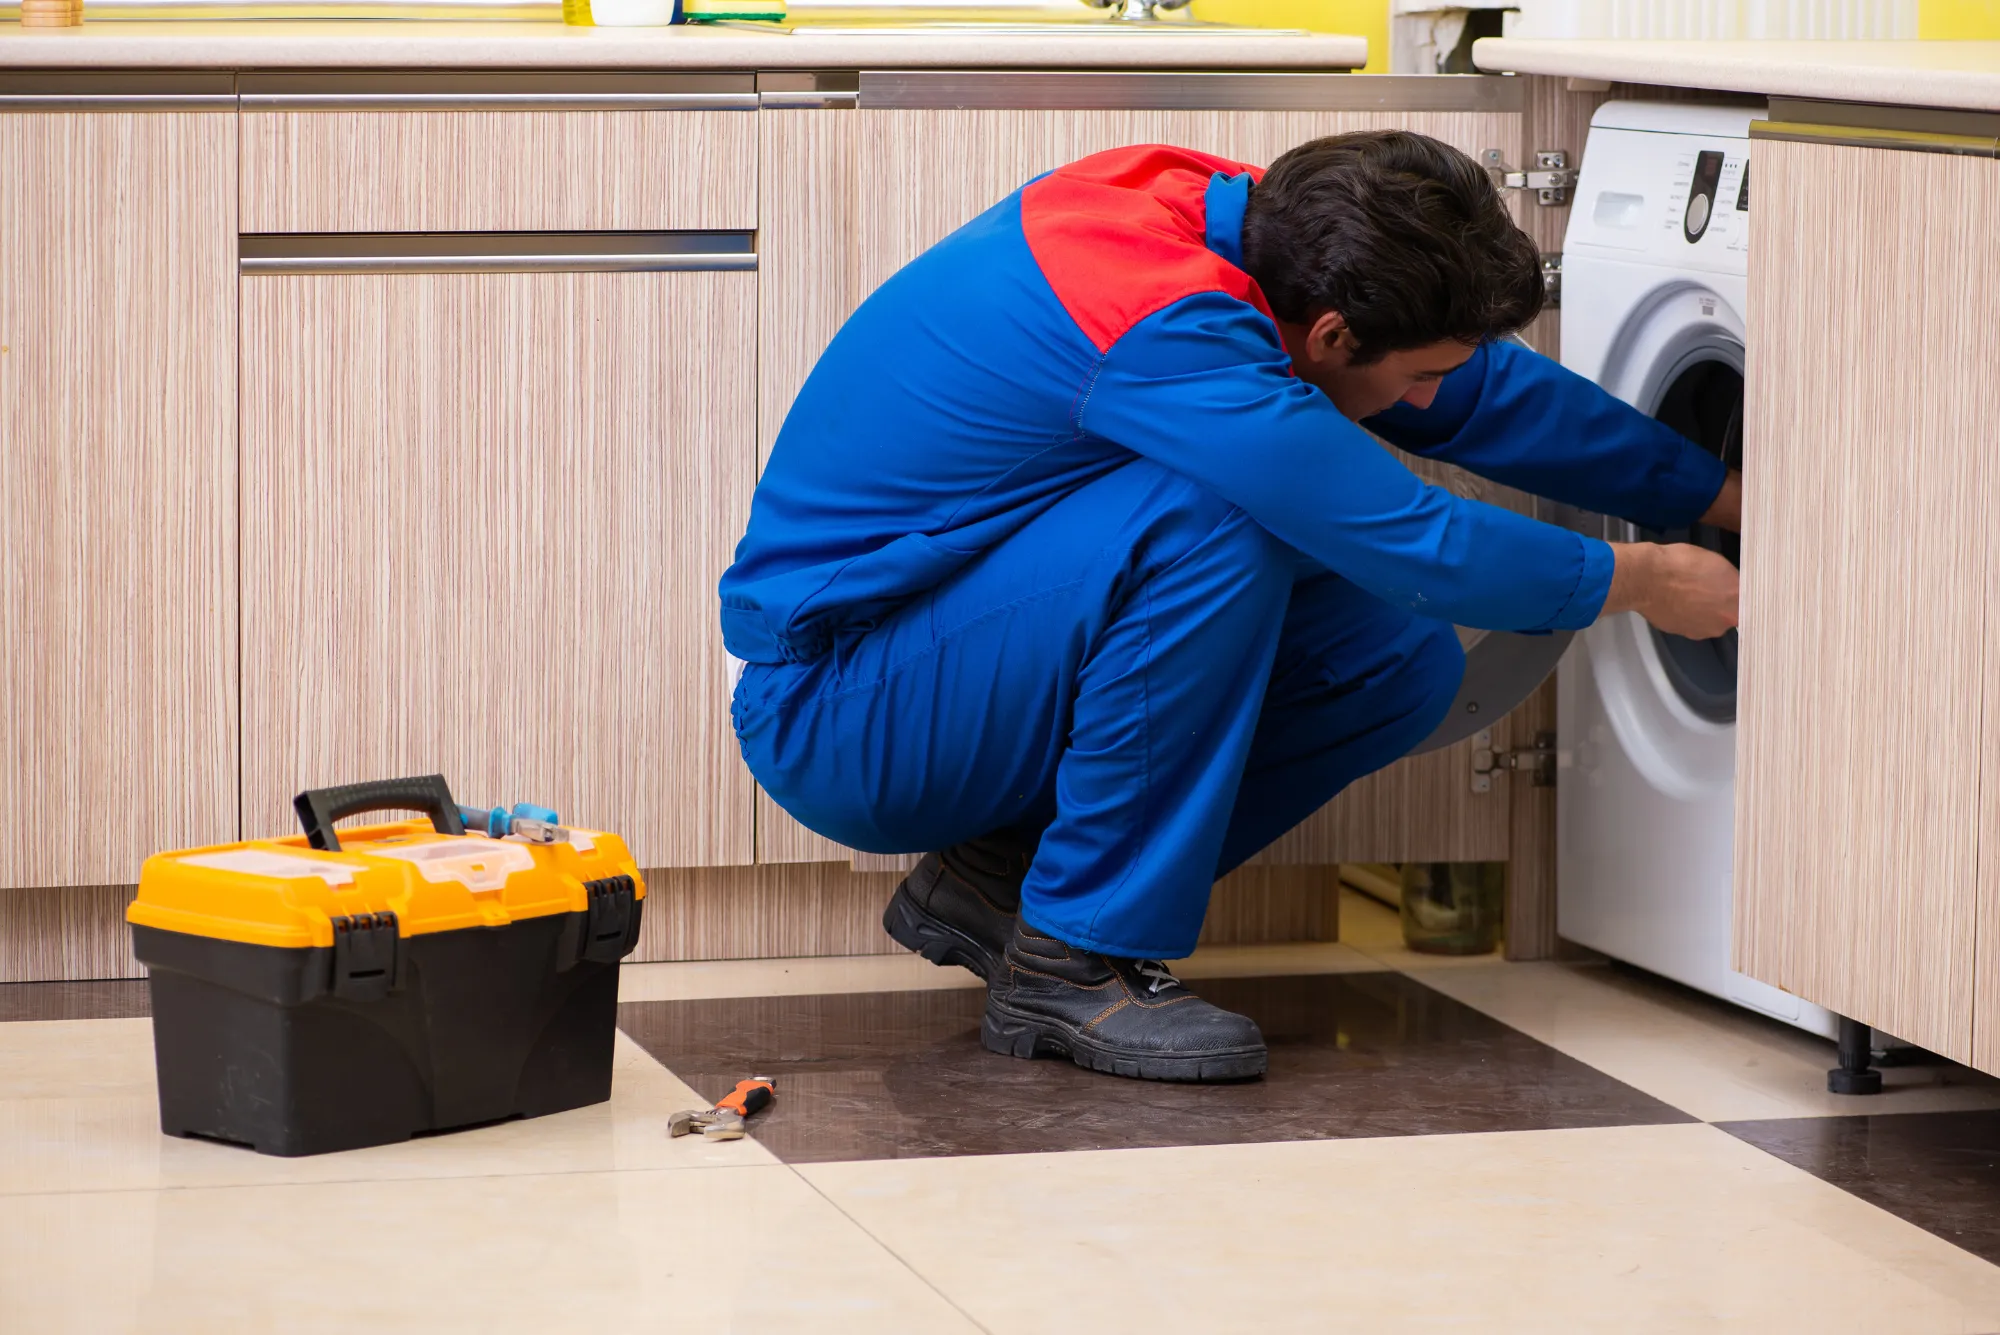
left=981, top=1000, right=1267, bottom=1083
left=882, top=882, right=1001, bottom=982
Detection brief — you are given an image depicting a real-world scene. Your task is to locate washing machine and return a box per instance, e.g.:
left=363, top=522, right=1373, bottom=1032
left=1556, top=101, right=1835, bottom=1038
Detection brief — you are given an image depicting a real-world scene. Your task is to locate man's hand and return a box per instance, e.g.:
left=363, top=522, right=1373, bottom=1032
left=1602, top=542, right=1739, bottom=640
left=1699, top=468, right=1743, bottom=532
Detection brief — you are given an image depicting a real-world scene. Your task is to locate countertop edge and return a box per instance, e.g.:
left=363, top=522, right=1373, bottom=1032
left=1472, top=37, right=2000, bottom=113
left=0, top=22, right=1368, bottom=70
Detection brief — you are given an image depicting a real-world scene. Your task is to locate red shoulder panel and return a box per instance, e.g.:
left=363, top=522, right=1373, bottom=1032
left=1020, top=145, right=1273, bottom=355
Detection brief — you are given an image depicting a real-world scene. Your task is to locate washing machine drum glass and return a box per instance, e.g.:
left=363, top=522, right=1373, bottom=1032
left=1640, top=360, right=1741, bottom=723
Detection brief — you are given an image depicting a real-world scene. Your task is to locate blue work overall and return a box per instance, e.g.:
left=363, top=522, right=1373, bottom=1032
left=720, top=148, right=1726, bottom=960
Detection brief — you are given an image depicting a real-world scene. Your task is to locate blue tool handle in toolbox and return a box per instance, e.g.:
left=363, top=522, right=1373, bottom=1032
left=294, top=775, right=466, bottom=853
left=458, top=802, right=563, bottom=840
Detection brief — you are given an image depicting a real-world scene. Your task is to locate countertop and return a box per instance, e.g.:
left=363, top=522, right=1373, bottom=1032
left=1473, top=38, right=2000, bottom=113
left=0, top=19, right=1367, bottom=68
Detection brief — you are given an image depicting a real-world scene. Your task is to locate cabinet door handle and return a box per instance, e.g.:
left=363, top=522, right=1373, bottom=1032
left=1754, top=99, right=2000, bottom=158
left=1750, top=119, right=2000, bottom=158
left=239, top=231, right=757, bottom=275
left=0, top=72, right=235, bottom=109
left=236, top=73, right=759, bottom=112
left=240, top=91, right=760, bottom=111
left=0, top=93, right=238, bottom=110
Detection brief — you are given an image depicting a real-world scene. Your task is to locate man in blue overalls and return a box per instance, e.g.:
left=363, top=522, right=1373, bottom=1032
left=721, top=132, right=1741, bottom=1083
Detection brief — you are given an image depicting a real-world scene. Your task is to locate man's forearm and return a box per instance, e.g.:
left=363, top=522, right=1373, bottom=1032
left=1601, top=540, right=1739, bottom=640
left=1600, top=542, right=1657, bottom=621
left=1699, top=469, right=1743, bottom=532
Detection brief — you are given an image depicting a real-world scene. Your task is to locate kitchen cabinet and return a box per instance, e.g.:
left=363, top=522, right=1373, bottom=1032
left=1735, top=129, right=2000, bottom=1066
left=236, top=73, right=759, bottom=234
left=0, top=70, right=1568, bottom=975
left=0, top=97, right=237, bottom=890
left=755, top=90, right=1534, bottom=871
left=755, top=104, right=863, bottom=864
left=238, top=258, right=758, bottom=871
left=232, top=78, right=762, bottom=872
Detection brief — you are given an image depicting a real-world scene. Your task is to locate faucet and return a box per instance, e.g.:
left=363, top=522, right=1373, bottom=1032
left=1082, top=0, right=1193, bottom=21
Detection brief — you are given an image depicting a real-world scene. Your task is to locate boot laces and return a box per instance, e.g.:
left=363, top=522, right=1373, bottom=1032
left=1135, top=960, right=1182, bottom=996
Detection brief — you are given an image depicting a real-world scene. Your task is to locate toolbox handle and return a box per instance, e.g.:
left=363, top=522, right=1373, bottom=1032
left=294, top=775, right=467, bottom=852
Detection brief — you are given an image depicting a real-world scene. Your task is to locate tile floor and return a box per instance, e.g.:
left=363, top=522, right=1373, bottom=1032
left=7, top=891, right=2000, bottom=1332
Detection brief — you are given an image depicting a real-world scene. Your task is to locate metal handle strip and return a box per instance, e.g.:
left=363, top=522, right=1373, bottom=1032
left=1750, top=119, right=2000, bottom=159
left=240, top=91, right=760, bottom=111
left=855, top=71, right=1519, bottom=113
left=243, top=253, right=759, bottom=274
left=240, top=231, right=756, bottom=275
left=0, top=73, right=237, bottom=109
left=0, top=93, right=239, bottom=110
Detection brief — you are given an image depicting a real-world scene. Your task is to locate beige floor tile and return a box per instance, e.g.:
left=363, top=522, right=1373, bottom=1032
left=0, top=1020, right=773, bottom=1196
left=1337, top=887, right=2000, bottom=1121
left=619, top=938, right=1381, bottom=1005
left=0, top=1163, right=977, bottom=1335
left=1405, top=957, right=2000, bottom=1123
left=803, top=1123, right=2000, bottom=1334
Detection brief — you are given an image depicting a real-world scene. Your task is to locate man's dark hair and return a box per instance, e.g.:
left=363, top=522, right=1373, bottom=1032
left=1242, top=130, right=1545, bottom=365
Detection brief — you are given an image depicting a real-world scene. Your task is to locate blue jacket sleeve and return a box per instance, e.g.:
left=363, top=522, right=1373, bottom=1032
left=1079, top=294, right=1615, bottom=632
left=1365, top=338, right=1729, bottom=530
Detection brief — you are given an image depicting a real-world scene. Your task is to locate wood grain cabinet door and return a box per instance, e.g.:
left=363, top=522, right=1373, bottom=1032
left=237, top=74, right=759, bottom=234
left=753, top=105, right=1529, bottom=866
left=0, top=108, right=238, bottom=887
left=240, top=267, right=757, bottom=868
left=1736, top=140, right=2000, bottom=1063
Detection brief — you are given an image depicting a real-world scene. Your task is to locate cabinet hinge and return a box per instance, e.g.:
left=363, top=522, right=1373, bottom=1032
left=1470, top=730, right=1558, bottom=794
left=1482, top=149, right=1577, bottom=206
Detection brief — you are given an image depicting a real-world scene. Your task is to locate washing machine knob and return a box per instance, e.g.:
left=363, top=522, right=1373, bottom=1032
left=1684, top=192, right=1713, bottom=241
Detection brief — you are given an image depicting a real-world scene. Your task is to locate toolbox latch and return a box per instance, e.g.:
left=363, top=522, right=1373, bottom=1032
left=330, top=911, right=400, bottom=1002
left=581, top=875, right=638, bottom=965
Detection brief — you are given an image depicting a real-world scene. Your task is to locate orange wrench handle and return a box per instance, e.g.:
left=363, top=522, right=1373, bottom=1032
left=716, top=1077, right=775, bottom=1118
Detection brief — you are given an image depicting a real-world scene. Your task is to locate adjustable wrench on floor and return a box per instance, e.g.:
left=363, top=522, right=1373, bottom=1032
left=670, top=1076, right=776, bottom=1141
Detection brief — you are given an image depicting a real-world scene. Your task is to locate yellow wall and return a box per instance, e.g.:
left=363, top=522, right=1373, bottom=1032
left=1920, top=0, right=2000, bottom=37
left=1186, top=0, right=1390, bottom=72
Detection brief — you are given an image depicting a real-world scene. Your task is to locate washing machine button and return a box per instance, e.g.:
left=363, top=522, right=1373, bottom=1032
left=1684, top=192, right=1712, bottom=240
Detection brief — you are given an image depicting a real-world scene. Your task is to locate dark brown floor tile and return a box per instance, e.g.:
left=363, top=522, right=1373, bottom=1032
left=0, top=978, right=151, bottom=1022
left=619, top=970, right=1692, bottom=1163
left=1721, top=1110, right=2000, bottom=1266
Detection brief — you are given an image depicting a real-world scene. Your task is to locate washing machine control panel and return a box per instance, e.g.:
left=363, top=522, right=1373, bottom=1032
left=1564, top=104, right=1760, bottom=278
left=1667, top=149, right=1747, bottom=253
left=1681, top=150, right=1724, bottom=241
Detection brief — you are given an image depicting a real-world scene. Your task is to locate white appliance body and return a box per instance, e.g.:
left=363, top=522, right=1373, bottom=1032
left=1556, top=101, right=1835, bottom=1039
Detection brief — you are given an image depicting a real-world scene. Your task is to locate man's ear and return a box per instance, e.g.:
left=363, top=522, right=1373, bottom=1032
left=1306, top=310, right=1351, bottom=367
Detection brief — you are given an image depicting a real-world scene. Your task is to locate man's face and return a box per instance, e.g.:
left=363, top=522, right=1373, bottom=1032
left=1279, top=310, right=1479, bottom=421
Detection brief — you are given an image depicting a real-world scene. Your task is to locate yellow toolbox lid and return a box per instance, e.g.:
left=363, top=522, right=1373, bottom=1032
left=129, top=777, right=646, bottom=950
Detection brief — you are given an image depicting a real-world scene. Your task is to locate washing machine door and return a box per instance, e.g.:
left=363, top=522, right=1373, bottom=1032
left=1633, top=357, right=1741, bottom=724
left=1580, top=294, right=1744, bottom=797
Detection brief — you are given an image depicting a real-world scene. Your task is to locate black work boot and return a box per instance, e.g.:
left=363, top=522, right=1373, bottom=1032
left=983, top=921, right=1267, bottom=1082
left=881, top=833, right=1035, bottom=981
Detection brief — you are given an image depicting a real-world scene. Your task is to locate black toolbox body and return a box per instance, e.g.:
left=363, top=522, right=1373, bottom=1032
left=128, top=776, right=646, bottom=1157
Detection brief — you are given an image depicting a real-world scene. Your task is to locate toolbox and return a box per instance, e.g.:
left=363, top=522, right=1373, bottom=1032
left=128, top=775, right=646, bottom=1157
